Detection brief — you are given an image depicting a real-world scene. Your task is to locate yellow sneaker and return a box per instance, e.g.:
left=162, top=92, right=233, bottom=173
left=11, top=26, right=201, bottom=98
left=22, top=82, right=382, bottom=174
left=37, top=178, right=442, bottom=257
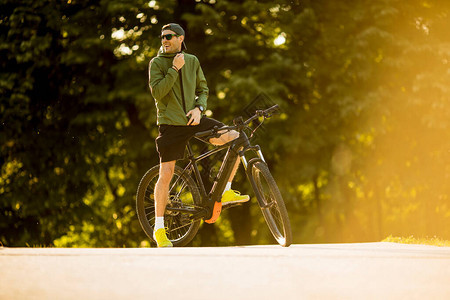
left=153, top=228, right=173, bottom=248
left=221, top=190, right=250, bottom=205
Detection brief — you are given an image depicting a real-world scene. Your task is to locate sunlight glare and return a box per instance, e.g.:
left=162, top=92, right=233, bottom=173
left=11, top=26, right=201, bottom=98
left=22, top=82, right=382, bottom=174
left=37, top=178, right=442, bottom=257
left=111, top=28, right=125, bottom=40
left=274, top=33, right=286, bottom=46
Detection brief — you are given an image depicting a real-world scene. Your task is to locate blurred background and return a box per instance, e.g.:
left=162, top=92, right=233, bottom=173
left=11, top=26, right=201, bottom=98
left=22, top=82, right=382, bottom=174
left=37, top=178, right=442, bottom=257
left=1, top=0, right=449, bottom=247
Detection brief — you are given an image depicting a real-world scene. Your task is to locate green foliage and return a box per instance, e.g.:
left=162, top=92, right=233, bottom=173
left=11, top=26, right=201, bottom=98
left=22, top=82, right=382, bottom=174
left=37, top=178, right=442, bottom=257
left=0, top=0, right=156, bottom=246
left=1, top=0, right=449, bottom=247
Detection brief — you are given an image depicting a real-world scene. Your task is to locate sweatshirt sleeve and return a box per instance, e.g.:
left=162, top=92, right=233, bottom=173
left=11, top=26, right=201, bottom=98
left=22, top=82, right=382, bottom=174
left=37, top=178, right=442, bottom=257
left=195, top=57, right=209, bottom=110
left=148, top=58, right=178, bottom=103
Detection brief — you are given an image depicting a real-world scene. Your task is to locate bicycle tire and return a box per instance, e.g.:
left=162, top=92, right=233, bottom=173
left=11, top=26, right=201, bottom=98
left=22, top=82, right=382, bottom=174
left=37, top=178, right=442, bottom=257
left=136, top=164, right=201, bottom=247
left=249, top=159, right=292, bottom=247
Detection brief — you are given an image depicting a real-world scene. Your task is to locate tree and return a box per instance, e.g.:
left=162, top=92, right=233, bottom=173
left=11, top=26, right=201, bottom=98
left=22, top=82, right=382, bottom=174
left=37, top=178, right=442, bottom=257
left=1, top=0, right=449, bottom=247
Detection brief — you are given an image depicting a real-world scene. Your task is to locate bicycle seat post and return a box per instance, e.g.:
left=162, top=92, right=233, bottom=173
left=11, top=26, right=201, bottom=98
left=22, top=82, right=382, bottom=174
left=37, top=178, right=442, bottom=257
left=186, top=141, right=194, bottom=159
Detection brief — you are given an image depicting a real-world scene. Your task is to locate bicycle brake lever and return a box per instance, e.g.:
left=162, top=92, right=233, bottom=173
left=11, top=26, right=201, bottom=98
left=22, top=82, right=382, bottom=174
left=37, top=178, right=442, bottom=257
left=211, top=125, right=221, bottom=138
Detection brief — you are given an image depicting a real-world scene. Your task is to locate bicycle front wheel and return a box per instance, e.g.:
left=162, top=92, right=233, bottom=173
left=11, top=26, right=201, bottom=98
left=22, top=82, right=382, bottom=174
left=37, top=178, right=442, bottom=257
left=136, top=165, right=201, bottom=247
left=250, top=160, right=292, bottom=247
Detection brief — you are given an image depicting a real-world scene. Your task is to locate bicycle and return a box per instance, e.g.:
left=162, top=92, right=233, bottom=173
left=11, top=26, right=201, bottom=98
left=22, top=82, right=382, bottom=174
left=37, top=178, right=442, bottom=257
left=136, top=104, right=292, bottom=247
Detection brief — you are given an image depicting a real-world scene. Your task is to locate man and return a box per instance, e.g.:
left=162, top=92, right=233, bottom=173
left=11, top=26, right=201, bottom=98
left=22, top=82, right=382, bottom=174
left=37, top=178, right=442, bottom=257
left=148, top=23, right=249, bottom=247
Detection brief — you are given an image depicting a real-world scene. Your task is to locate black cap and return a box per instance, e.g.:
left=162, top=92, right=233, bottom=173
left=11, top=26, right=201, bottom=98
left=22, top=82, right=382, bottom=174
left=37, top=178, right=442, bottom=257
left=162, top=23, right=187, bottom=50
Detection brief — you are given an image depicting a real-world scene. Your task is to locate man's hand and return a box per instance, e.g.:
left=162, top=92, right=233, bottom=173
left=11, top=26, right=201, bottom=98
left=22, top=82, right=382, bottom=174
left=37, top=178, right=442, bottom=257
left=173, top=53, right=185, bottom=70
left=186, top=107, right=202, bottom=126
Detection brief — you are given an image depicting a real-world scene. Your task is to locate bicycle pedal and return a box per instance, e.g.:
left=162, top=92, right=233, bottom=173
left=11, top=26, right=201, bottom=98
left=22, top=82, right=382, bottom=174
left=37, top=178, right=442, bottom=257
left=205, top=201, right=222, bottom=224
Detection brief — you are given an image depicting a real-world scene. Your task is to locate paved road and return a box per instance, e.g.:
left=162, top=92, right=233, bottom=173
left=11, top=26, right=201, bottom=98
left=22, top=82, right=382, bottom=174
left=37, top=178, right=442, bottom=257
left=1, top=242, right=449, bottom=300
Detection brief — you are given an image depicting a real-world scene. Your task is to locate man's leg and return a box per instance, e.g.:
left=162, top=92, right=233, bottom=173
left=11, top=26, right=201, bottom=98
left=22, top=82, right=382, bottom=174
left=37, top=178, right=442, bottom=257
left=209, top=129, right=240, bottom=183
left=153, top=160, right=176, bottom=247
left=227, top=155, right=241, bottom=183
left=209, top=130, right=249, bottom=204
left=155, top=160, right=176, bottom=217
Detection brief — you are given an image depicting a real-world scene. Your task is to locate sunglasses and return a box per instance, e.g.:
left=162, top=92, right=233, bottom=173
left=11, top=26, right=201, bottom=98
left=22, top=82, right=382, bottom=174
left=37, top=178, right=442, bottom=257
left=160, top=33, right=180, bottom=40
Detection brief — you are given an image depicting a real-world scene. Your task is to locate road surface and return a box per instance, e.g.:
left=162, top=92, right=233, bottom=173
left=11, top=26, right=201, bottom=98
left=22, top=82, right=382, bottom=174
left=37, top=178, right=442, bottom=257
left=1, top=242, right=450, bottom=299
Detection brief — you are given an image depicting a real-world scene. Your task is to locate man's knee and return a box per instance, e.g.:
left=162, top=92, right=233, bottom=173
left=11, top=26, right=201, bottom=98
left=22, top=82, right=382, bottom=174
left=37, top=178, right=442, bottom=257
left=227, top=130, right=239, bottom=141
left=209, top=130, right=239, bottom=145
left=158, top=161, right=175, bottom=185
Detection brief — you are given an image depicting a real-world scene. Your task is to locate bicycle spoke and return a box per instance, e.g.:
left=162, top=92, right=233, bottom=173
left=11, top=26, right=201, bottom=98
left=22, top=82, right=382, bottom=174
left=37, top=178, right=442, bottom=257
left=174, top=217, right=190, bottom=234
left=168, top=215, right=191, bottom=236
left=175, top=180, right=188, bottom=197
left=145, top=210, right=155, bottom=221
left=169, top=174, right=183, bottom=194
left=172, top=218, right=182, bottom=239
left=147, top=215, right=156, bottom=224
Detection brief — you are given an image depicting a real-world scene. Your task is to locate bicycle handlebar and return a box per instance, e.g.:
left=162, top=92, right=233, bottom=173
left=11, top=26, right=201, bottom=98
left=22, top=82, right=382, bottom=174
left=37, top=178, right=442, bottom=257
left=194, top=104, right=279, bottom=138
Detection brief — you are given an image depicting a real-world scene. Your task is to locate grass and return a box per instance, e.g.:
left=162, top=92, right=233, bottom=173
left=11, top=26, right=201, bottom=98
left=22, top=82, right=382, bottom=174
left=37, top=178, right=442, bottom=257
left=383, top=235, right=450, bottom=247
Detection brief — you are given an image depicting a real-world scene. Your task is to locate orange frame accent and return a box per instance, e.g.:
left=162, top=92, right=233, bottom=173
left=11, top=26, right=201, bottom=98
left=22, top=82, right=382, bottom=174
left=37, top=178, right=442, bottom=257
left=204, top=201, right=222, bottom=224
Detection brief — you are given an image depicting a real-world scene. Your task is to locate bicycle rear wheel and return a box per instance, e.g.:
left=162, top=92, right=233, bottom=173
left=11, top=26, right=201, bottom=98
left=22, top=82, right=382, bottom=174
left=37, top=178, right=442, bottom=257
left=136, top=165, right=201, bottom=247
left=249, top=160, right=292, bottom=247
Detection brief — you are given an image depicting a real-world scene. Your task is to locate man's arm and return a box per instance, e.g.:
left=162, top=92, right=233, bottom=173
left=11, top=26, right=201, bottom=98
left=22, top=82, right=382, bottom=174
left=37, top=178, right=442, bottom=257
left=148, top=59, right=178, bottom=102
left=195, top=57, right=209, bottom=109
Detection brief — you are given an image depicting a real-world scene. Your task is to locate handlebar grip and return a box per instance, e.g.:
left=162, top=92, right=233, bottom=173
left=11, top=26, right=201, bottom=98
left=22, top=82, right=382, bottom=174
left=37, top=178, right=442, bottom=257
left=194, top=129, right=213, bottom=138
left=194, top=125, right=220, bottom=138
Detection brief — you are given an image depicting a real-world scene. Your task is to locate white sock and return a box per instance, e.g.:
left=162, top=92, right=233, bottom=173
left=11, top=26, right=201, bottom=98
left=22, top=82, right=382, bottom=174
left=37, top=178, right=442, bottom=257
left=155, top=217, right=164, bottom=231
left=223, top=182, right=232, bottom=195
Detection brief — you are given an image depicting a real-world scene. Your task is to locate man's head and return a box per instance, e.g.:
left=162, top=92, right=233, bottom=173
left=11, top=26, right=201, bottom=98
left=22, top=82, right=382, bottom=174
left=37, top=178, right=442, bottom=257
left=161, top=23, right=186, bottom=53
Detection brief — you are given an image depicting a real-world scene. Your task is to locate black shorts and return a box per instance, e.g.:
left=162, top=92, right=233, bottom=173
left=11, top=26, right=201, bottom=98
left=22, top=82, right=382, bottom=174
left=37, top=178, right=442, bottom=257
left=156, top=117, right=225, bottom=163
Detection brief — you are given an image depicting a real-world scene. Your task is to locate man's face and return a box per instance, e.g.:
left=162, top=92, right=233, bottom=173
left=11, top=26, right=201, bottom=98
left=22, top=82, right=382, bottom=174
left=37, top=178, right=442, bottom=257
left=161, top=29, right=184, bottom=53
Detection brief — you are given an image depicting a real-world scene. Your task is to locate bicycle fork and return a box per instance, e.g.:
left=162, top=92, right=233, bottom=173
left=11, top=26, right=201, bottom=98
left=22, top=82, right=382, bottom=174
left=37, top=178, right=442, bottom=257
left=239, top=145, right=266, bottom=171
left=239, top=143, right=271, bottom=210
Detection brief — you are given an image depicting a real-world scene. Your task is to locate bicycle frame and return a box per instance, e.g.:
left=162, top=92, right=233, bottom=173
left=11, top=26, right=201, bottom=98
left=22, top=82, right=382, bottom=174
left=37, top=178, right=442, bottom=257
left=168, top=130, right=266, bottom=222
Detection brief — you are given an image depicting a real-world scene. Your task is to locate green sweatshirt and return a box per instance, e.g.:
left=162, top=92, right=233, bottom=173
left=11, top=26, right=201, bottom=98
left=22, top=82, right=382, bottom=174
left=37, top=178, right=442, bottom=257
left=148, top=49, right=209, bottom=125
